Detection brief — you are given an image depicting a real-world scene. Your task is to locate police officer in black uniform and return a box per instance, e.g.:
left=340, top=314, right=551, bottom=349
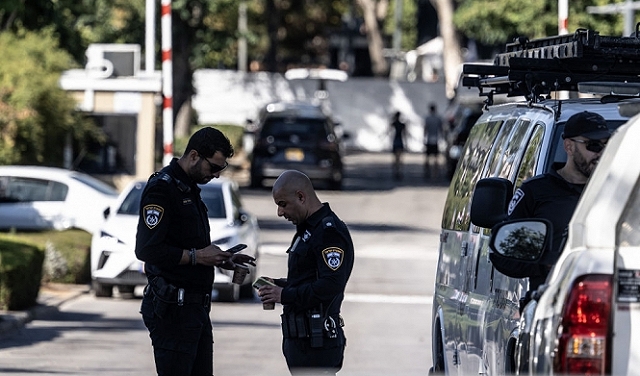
left=257, top=170, right=354, bottom=376
left=495, top=111, right=611, bottom=295
left=136, top=127, right=255, bottom=376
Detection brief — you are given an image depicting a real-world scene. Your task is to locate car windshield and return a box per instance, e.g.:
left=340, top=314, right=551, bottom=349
left=117, top=182, right=226, bottom=219
left=262, top=118, right=328, bottom=140
left=71, top=173, right=118, bottom=196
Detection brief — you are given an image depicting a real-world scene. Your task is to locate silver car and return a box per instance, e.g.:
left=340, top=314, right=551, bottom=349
left=90, top=177, right=260, bottom=302
left=0, top=166, right=118, bottom=234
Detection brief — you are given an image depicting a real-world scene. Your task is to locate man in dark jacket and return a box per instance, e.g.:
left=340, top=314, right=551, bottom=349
left=498, top=111, right=612, bottom=292
left=136, top=127, right=255, bottom=376
left=257, top=170, right=355, bottom=375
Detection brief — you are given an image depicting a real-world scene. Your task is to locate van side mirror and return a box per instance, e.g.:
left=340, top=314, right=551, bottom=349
left=470, top=177, right=513, bottom=228
left=489, top=219, right=552, bottom=261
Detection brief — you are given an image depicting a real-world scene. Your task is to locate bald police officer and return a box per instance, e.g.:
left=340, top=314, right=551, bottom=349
left=258, top=170, right=355, bottom=375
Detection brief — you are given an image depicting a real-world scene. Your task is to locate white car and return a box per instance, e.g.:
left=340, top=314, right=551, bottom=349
left=0, top=166, right=118, bottom=234
left=90, top=177, right=260, bottom=302
left=490, top=113, right=640, bottom=374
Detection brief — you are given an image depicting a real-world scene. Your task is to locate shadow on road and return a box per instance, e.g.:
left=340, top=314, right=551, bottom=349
left=237, top=151, right=451, bottom=195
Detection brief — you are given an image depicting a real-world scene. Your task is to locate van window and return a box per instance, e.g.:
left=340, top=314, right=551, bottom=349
left=618, top=180, right=640, bottom=246
left=515, top=123, right=545, bottom=189
left=0, top=177, right=68, bottom=202
left=486, top=118, right=531, bottom=180
left=441, top=120, right=502, bottom=231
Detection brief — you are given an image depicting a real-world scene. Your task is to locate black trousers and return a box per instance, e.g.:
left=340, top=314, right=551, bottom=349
left=282, top=327, right=346, bottom=376
left=140, top=293, right=213, bottom=376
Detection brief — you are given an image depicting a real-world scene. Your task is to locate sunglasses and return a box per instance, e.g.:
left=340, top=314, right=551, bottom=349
left=569, top=138, right=607, bottom=153
left=199, top=155, right=228, bottom=173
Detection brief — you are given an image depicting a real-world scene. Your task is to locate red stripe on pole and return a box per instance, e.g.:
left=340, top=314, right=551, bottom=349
left=162, top=4, right=171, bottom=17
left=163, top=97, right=172, bottom=108
left=163, top=144, right=173, bottom=155
left=162, top=50, right=172, bottom=62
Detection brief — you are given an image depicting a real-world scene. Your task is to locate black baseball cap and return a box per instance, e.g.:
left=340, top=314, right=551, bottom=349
left=562, top=111, right=611, bottom=140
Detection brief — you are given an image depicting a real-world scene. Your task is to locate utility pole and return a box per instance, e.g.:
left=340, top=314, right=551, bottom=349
left=558, top=0, right=568, bottom=35
left=161, top=0, right=174, bottom=166
left=587, top=0, right=640, bottom=36
left=392, top=0, right=403, bottom=52
left=238, top=1, right=248, bottom=72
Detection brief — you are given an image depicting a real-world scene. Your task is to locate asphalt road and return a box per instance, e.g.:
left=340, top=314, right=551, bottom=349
left=0, top=151, right=450, bottom=376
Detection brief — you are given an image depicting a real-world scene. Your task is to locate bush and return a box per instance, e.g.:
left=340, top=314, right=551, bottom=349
left=0, top=238, right=44, bottom=310
left=174, top=124, right=245, bottom=157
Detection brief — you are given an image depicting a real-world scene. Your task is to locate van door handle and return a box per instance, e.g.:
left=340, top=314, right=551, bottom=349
left=461, top=241, right=469, bottom=257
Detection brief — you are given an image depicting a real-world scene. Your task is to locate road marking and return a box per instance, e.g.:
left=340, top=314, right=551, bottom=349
left=344, top=293, right=433, bottom=305
left=259, top=244, right=440, bottom=260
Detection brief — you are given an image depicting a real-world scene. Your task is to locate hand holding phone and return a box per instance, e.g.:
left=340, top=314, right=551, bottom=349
left=225, top=244, right=247, bottom=254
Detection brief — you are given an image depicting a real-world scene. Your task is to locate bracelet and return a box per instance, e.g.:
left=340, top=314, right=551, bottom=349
left=189, top=248, right=197, bottom=266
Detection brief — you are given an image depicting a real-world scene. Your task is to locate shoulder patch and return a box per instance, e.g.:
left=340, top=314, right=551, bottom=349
left=508, top=188, right=525, bottom=216
left=322, top=247, right=344, bottom=271
left=143, top=204, right=164, bottom=229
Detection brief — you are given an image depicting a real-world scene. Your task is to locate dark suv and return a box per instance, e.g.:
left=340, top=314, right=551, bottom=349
left=249, top=101, right=345, bottom=189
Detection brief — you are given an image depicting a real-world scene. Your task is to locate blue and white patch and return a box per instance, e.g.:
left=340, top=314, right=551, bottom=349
left=143, top=204, right=164, bottom=229
left=508, top=188, right=525, bottom=216
left=322, top=247, right=344, bottom=271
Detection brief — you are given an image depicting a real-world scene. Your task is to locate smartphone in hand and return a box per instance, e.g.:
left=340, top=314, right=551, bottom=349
left=226, top=244, right=247, bottom=254
left=252, top=276, right=275, bottom=290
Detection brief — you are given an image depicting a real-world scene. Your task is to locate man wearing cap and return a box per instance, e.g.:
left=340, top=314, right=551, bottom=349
left=492, top=111, right=612, bottom=295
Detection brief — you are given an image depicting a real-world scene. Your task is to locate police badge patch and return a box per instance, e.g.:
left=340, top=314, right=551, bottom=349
left=143, top=205, right=164, bottom=229
left=508, top=188, right=525, bottom=216
left=322, top=247, right=344, bottom=270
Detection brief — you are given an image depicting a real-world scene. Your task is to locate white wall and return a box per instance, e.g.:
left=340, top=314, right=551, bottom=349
left=192, top=70, right=449, bottom=152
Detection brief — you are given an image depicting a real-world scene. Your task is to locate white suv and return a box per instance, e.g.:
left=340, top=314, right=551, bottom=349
left=489, top=112, right=640, bottom=374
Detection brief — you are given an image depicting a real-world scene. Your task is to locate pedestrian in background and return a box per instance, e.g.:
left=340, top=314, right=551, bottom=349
left=423, top=103, right=444, bottom=178
left=258, top=170, right=355, bottom=376
left=389, top=111, right=407, bottom=180
left=136, top=127, right=255, bottom=376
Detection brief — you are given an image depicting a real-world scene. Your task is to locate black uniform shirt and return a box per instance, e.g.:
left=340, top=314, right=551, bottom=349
left=279, top=203, right=354, bottom=316
left=507, top=167, right=584, bottom=266
left=135, top=158, right=213, bottom=293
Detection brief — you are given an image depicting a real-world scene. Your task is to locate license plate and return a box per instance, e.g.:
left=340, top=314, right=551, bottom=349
left=285, top=148, right=304, bottom=161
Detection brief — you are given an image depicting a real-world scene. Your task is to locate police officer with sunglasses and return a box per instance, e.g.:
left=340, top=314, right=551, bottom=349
left=136, top=127, right=255, bottom=376
left=491, top=111, right=612, bottom=303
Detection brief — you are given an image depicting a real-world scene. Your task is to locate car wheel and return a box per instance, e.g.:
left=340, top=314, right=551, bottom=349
left=117, top=285, right=135, bottom=296
left=93, top=281, right=113, bottom=298
left=250, top=173, right=263, bottom=188
left=217, top=284, right=240, bottom=302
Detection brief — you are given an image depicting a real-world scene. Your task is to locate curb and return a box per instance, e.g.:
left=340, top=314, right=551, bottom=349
left=0, top=283, right=90, bottom=337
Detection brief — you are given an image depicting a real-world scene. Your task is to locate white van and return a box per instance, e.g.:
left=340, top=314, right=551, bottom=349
left=430, top=29, right=640, bottom=375
left=487, top=113, right=640, bottom=375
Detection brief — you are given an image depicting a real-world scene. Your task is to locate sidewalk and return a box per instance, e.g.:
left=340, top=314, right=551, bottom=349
left=0, top=283, right=90, bottom=337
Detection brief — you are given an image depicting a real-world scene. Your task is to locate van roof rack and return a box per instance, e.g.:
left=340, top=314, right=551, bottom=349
left=462, top=28, right=640, bottom=102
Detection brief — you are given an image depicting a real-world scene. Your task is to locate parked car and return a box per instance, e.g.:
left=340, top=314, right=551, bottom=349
left=90, top=177, right=260, bottom=302
left=248, top=101, right=347, bottom=189
left=0, top=166, right=118, bottom=234
left=484, top=112, right=640, bottom=375
left=430, top=29, right=640, bottom=375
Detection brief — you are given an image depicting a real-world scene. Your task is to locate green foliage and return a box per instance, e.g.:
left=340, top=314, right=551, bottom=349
left=454, top=0, right=630, bottom=46
left=0, top=28, right=102, bottom=166
left=0, top=238, right=44, bottom=310
left=383, top=0, right=418, bottom=50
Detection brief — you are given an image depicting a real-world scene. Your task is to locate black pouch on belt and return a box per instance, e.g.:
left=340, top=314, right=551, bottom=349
left=149, top=276, right=177, bottom=319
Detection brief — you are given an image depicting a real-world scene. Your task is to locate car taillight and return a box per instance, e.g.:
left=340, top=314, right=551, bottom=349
left=556, top=274, right=612, bottom=375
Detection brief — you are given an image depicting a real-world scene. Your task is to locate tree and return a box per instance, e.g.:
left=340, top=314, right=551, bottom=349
left=0, top=28, right=102, bottom=166
left=430, top=0, right=463, bottom=99
left=454, top=0, right=624, bottom=47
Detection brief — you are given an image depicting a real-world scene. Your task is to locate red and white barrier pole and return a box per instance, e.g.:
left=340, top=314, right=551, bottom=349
left=161, top=0, right=174, bottom=166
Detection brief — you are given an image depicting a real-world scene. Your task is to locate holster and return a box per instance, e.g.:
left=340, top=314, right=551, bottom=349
left=281, top=306, right=333, bottom=348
